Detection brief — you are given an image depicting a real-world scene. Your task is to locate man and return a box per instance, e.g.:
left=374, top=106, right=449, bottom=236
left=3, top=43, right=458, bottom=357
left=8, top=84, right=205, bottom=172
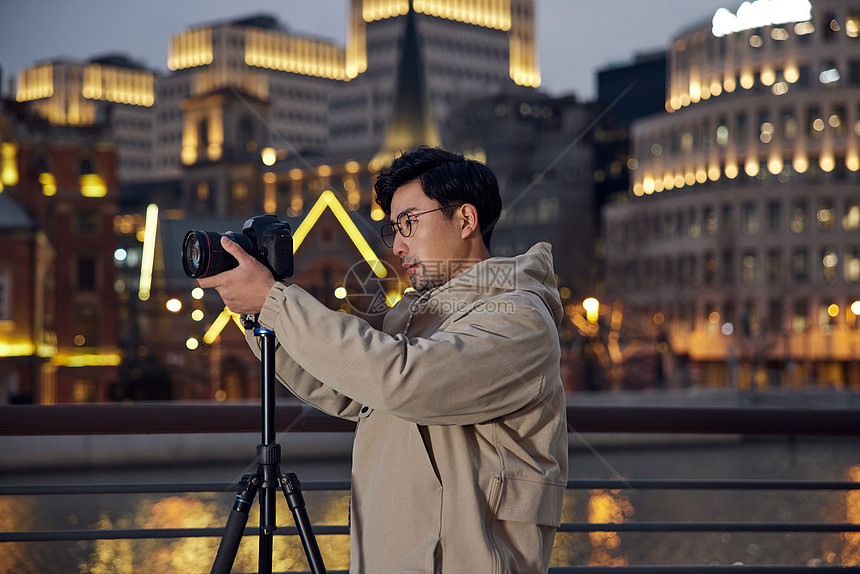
left=199, top=147, right=568, bottom=573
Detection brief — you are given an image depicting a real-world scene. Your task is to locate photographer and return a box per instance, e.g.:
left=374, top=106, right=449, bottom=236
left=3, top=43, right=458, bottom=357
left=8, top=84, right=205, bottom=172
left=198, top=147, right=568, bottom=573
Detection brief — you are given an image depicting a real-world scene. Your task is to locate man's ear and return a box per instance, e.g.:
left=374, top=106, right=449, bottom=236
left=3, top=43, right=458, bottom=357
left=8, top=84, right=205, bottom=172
left=458, top=203, right=481, bottom=239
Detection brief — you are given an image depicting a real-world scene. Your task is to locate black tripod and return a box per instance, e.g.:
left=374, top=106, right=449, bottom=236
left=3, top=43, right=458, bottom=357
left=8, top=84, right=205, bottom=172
left=210, top=325, right=327, bottom=574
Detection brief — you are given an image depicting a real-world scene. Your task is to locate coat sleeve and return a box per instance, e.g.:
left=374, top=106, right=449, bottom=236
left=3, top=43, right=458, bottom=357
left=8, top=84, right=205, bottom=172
left=244, top=324, right=362, bottom=421
left=257, top=282, right=560, bottom=426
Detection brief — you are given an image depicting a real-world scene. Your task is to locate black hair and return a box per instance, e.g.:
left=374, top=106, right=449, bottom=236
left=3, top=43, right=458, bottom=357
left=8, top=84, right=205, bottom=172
left=374, top=146, right=503, bottom=250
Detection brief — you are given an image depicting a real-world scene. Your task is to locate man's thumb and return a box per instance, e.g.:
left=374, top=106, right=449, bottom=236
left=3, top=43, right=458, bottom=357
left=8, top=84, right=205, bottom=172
left=221, top=235, right=249, bottom=259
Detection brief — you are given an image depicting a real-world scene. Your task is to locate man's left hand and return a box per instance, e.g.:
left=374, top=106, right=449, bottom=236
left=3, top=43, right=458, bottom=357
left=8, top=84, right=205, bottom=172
left=196, top=236, right=277, bottom=315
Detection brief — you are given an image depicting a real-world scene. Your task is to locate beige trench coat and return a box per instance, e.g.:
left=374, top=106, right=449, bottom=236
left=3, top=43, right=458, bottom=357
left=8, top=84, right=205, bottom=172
left=247, top=243, right=568, bottom=573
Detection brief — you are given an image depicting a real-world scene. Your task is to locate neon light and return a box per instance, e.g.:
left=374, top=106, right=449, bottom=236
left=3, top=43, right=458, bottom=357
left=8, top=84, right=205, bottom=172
left=138, top=203, right=158, bottom=301
left=713, top=0, right=812, bottom=37
left=51, top=353, right=122, bottom=367
left=292, top=190, right=387, bottom=278
left=203, top=307, right=236, bottom=345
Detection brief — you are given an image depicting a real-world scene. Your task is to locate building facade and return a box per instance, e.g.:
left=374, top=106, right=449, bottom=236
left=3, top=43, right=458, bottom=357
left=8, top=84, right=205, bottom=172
left=15, top=55, right=156, bottom=184
left=604, top=0, right=860, bottom=389
left=0, top=99, right=121, bottom=403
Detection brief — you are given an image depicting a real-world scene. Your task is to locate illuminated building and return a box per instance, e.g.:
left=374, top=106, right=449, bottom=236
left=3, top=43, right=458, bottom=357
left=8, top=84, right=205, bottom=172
left=15, top=55, right=156, bottom=184
left=604, top=0, right=860, bottom=388
left=153, top=2, right=538, bottom=193
left=0, top=98, right=121, bottom=403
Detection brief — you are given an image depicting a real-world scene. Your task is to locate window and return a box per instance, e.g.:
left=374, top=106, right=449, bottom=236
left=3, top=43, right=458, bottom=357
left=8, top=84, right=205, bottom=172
left=768, top=299, right=784, bottom=333
left=792, top=300, right=808, bottom=333
left=0, top=265, right=10, bottom=321
left=743, top=203, right=759, bottom=234
left=808, top=106, right=824, bottom=138
left=821, top=247, right=838, bottom=283
left=844, top=199, right=860, bottom=230
left=845, top=248, right=860, bottom=283
left=77, top=257, right=96, bottom=292
left=743, top=252, right=757, bottom=285
left=781, top=108, right=797, bottom=139
left=767, top=249, right=782, bottom=284
left=722, top=249, right=735, bottom=285
left=793, top=248, right=809, bottom=282
left=817, top=199, right=835, bottom=231
left=721, top=204, right=734, bottom=234
left=767, top=201, right=781, bottom=233
left=77, top=209, right=99, bottom=233
left=791, top=200, right=807, bottom=232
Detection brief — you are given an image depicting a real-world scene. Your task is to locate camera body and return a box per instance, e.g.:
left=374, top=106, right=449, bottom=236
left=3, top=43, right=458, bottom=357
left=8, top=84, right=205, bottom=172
left=182, top=215, right=293, bottom=281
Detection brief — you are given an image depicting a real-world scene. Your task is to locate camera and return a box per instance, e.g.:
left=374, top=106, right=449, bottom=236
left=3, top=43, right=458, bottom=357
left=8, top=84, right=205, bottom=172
left=182, top=215, right=294, bottom=281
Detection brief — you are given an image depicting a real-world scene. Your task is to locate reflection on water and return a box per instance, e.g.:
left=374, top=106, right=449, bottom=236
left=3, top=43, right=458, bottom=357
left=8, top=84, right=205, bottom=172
left=1, top=438, right=859, bottom=572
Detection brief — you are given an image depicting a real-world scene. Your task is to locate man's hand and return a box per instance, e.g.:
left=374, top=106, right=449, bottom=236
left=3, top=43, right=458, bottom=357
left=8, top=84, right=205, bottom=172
left=196, top=236, right=277, bottom=315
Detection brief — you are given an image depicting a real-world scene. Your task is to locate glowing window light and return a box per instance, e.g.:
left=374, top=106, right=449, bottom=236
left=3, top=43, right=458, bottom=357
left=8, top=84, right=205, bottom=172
left=633, top=183, right=644, bottom=196
left=166, top=298, right=182, bottom=313
left=820, top=155, right=835, bottom=172
left=745, top=160, right=760, bottom=177
left=708, top=165, right=722, bottom=181
left=793, top=155, right=809, bottom=173
left=819, top=69, right=841, bottom=84
left=39, top=173, right=56, bottom=196
left=1, top=142, right=19, bottom=186
left=847, top=154, right=860, bottom=172
left=784, top=67, right=800, bottom=83
left=80, top=173, right=107, bottom=197
left=771, top=27, right=789, bottom=40
left=795, top=21, right=814, bottom=35
left=643, top=176, right=655, bottom=194
left=740, top=73, right=754, bottom=90
left=684, top=171, right=696, bottom=186
left=138, top=203, right=158, bottom=301
left=725, top=163, right=739, bottom=179
left=696, top=168, right=708, bottom=184
left=852, top=301, right=860, bottom=315
left=261, top=147, right=277, bottom=166
left=674, top=174, right=686, bottom=188
left=768, top=157, right=784, bottom=175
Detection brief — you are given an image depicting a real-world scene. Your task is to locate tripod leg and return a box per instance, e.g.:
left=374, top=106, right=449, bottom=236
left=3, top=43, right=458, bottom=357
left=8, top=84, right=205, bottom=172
left=210, top=474, right=259, bottom=574
left=281, top=472, right=327, bottom=574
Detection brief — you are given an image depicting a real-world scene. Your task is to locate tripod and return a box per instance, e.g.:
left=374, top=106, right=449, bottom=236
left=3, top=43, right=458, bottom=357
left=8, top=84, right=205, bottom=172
left=210, top=325, right=327, bottom=574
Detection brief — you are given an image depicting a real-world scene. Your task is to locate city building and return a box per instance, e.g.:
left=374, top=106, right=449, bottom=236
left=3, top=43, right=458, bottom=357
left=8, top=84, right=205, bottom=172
left=15, top=54, right=156, bottom=184
left=604, top=0, right=860, bottom=389
left=0, top=98, right=121, bottom=403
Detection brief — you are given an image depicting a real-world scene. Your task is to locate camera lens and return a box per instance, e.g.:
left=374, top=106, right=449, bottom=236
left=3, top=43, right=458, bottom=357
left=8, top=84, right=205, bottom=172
left=182, top=230, right=210, bottom=278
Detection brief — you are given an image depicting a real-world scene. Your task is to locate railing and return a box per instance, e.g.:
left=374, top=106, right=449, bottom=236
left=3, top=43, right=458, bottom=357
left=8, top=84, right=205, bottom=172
left=1, top=403, right=859, bottom=573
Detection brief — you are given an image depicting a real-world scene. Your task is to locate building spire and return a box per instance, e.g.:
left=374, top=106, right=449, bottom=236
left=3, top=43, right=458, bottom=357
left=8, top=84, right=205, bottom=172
left=370, top=0, right=441, bottom=170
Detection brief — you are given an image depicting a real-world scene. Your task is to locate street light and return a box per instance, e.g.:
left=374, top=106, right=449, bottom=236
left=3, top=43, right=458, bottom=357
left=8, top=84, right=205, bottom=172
left=583, top=297, right=599, bottom=324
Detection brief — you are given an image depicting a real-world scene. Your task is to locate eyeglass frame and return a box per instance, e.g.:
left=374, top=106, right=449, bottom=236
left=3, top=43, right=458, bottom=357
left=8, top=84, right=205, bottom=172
left=380, top=204, right=463, bottom=248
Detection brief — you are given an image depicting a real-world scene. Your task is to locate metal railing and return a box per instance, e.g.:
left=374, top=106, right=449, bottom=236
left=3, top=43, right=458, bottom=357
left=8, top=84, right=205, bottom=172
left=1, top=403, right=859, bottom=573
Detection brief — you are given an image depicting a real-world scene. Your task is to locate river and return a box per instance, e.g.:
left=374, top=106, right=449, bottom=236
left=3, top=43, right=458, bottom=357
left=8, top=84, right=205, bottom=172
left=1, top=434, right=858, bottom=572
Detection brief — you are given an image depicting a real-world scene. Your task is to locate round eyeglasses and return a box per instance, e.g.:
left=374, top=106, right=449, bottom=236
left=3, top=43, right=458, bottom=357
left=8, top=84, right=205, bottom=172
left=380, top=205, right=462, bottom=248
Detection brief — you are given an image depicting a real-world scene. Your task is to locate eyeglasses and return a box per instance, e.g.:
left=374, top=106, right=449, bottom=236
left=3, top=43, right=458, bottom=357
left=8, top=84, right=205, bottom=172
left=380, top=205, right=461, bottom=248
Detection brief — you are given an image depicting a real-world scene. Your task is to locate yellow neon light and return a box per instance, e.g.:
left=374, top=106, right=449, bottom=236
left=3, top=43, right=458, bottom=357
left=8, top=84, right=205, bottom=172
left=203, top=307, right=238, bottom=345
left=52, top=352, right=122, bottom=367
left=138, top=203, right=158, bottom=301
left=291, top=190, right=387, bottom=278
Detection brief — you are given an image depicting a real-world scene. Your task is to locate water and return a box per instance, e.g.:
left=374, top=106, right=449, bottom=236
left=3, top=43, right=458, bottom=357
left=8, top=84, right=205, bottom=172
left=1, top=436, right=858, bottom=572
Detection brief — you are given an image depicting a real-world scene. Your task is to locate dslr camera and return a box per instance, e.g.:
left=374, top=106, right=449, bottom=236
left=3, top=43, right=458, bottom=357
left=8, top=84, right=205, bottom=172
left=182, top=215, right=293, bottom=281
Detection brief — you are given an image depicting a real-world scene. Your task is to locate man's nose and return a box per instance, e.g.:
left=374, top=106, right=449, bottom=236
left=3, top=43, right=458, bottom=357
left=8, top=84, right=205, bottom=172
left=392, top=231, right=407, bottom=255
